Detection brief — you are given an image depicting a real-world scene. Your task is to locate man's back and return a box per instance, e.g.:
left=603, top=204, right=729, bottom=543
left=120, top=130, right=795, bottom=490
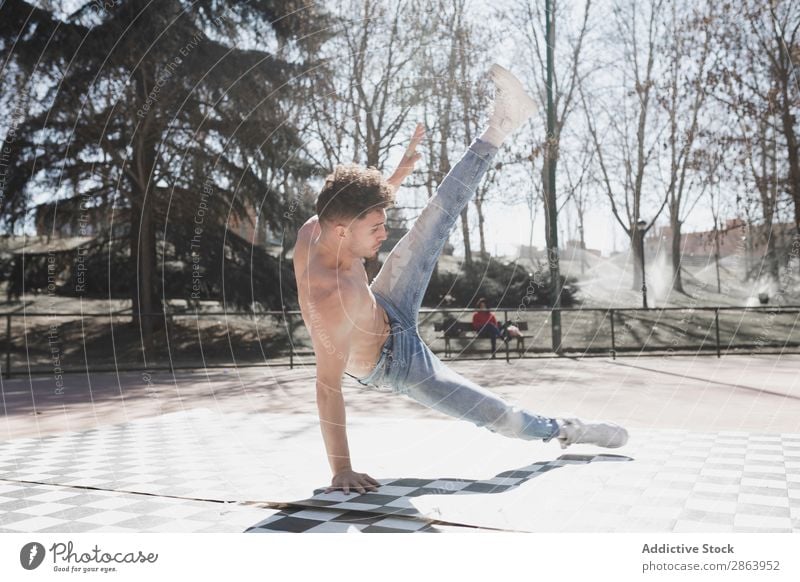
left=293, top=215, right=390, bottom=379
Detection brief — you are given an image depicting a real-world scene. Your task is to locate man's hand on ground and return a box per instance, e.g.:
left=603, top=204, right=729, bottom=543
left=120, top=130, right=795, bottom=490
left=325, top=469, right=381, bottom=495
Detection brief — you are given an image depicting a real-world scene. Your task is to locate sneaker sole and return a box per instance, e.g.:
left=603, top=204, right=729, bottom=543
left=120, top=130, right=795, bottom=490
left=489, top=64, right=538, bottom=116
left=558, top=420, right=629, bottom=449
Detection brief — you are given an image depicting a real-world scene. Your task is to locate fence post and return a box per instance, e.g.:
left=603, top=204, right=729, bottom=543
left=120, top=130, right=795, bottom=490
left=4, top=314, right=10, bottom=379
left=166, top=312, right=175, bottom=374
left=609, top=309, right=616, bottom=360
left=287, top=312, right=294, bottom=370
left=715, top=308, right=721, bottom=358
left=504, top=309, right=510, bottom=363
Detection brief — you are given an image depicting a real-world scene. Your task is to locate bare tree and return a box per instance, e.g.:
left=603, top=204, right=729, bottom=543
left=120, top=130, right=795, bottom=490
left=425, top=1, right=473, bottom=265
left=562, top=142, right=594, bottom=275
left=454, top=6, right=496, bottom=261
left=414, top=0, right=494, bottom=266
left=301, top=0, right=433, bottom=278
left=657, top=0, right=715, bottom=293
left=746, top=0, right=800, bottom=236
left=697, top=147, right=730, bottom=293
left=509, top=0, right=593, bottom=267
left=713, top=2, right=798, bottom=282
left=580, top=0, right=668, bottom=292
left=739, top=110, right=783, bottom=280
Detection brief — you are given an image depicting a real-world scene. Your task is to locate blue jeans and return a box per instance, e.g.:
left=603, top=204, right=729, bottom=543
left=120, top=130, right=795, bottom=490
left=354, top=138, right=560, bottom=442
left=476, top=322, right=505, bottom=355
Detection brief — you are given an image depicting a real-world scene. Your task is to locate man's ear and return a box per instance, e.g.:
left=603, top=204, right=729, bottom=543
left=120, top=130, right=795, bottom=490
left=334, top=224, right=348, bottom=239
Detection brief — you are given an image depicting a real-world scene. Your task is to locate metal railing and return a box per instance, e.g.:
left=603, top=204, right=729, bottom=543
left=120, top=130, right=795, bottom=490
left=423, top=305, right=800, bottom=362
left=1, top=304, right=799, bottom=378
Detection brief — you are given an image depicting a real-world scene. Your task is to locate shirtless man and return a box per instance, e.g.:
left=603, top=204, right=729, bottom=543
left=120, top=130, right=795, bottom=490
left=293, top=65, right=628, bottom=495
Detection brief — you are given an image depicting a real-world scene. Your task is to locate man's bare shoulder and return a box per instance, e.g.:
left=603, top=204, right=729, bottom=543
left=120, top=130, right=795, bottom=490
left=293, top=217, right=320, bottom=272
left=298, top=215, right=321, bottom=241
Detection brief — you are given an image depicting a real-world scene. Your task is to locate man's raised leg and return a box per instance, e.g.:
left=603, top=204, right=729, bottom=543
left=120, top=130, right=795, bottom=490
left=375, top=65, right=628, bottom=450
left=370, top=64, right=538, bottom=327
left=369, top=139, right=498, bottom=327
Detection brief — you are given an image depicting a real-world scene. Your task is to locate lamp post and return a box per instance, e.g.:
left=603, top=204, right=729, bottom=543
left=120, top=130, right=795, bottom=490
left=637, top=219, right=648, bottom=309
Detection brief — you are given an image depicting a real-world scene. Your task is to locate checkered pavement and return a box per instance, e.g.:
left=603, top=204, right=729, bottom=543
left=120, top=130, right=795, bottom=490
left=426, top=429, right=800, bottom=533
left=1, top=409, right=798, bottom=533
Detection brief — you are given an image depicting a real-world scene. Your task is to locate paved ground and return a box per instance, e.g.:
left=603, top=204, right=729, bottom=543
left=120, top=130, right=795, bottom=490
left=1, top=355, right=799, bottom=533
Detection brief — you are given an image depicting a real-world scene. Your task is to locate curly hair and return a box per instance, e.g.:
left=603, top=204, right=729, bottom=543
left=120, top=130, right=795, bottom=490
left=315, top=164, right=395, bottom=224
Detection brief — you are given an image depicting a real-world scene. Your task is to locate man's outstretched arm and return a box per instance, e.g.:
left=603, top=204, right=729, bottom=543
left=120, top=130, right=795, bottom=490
left=386, top=123, right=425, bottom=192
left=310, top=290, right=380, bottom=495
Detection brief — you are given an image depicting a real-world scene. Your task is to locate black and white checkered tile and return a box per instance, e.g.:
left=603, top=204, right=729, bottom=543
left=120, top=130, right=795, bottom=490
left=0, top=479, right=278, bottom=533
left=244, top=458, right=626, bottom=533
left=245, top=505, right=472, bottom=533
left=1, top=409, right=799, bottom=532
left=283, top=455, right=627, bottom=519
left=0, top=464, right=605, bottom=534
left=472, top=430, right=800, bottom=533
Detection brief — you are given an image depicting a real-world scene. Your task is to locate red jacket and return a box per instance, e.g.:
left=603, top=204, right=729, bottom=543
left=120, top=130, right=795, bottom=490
left=472, top=310, right=498, bottom=331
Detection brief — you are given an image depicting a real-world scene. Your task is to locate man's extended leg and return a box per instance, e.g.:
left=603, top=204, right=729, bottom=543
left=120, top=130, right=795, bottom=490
left=370, top=65, right=536, bottom=326
left=390, top=339, right=627, bottom=448
left=373, top=65, right=628, bottom=449
left=369, top=138, right=497, bottom=327
left=398, top=343, right=561, bottom=441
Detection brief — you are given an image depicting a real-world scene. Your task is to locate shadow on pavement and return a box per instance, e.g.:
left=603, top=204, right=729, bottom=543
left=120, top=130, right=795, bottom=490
left=247, top=453, right=633, bottom=533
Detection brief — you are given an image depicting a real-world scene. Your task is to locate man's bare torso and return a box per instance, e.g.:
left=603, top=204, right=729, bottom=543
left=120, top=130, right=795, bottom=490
left=293, top=216, right=390, bottom=378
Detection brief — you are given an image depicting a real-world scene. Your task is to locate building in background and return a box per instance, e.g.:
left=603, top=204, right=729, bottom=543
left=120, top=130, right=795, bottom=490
left=647, top=218, right=797, bottom=268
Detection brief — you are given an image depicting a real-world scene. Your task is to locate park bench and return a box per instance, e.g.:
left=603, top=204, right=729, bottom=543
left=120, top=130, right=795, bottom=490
left=433, top=319, right=528, bottom=359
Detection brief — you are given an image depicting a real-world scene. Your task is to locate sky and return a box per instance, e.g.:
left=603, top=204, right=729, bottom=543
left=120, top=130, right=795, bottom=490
left=391, top=145, right=724, bottom=260
left=374, top=0, right=751, bottom=260
left=481, top=188, right=721, bottom=258
left=4, top=0, right=787, bottom=259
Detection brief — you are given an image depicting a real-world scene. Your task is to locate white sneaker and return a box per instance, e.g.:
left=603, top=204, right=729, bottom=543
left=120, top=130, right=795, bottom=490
left=488, top=64, right=538, bottom=135
left=556, top=417, right=629, bottom=450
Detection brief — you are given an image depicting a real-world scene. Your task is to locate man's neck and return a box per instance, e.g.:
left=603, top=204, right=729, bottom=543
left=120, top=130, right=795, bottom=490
left=317, top=232, right=359, bottom=272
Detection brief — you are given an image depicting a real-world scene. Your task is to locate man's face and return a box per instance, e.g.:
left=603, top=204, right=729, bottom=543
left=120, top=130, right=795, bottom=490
left=347, top=208, right=388, bottom=259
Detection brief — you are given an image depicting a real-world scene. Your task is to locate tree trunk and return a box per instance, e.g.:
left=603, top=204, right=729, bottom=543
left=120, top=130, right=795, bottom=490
left=765, top=222, right=779, bottom=281
left=460, top=208, right=472, bottom=265
left=631, top=229, right=643, bottom=291
left=130, top=195, right=162, bottom=359
left=670, top=215, right=684, bottom=293
left=542, top=132, right=561, bottom=293
left=131, top=69, right=163, bottom=359
left=766, top=124, right=780, bottom=282
left=528, top=197, right=535, bottom=253
left=578, top=221, right=587, bottom=276
left=779, top=84, right=800, bottom=236
left=363, top=141, right=382, bottom=282
left=475, top=197, right=487, bottom=260
left=422, top=104, right=440, bottom=283
left=713, top=218, right=722, bottom=293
